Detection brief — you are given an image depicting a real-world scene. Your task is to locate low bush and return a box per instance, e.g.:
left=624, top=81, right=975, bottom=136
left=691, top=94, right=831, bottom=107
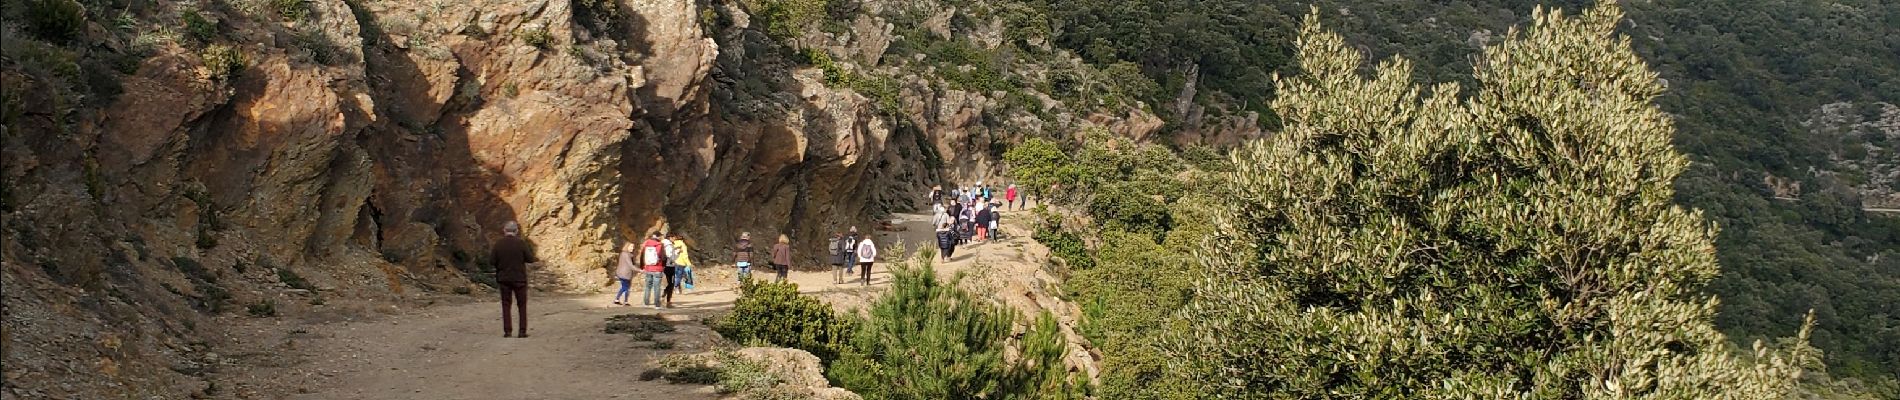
left=200, top=44, right=247, bottom=81
left=827, top=258, right=1082, bottom=399
left=711, top=279, right=856, bottom=362
left=1033, top=225, right=1090, bottom=270
left=276, top=267, right=315, bottom=291
left=25, top=0, right=86, bottom=43
left=740, top=0, right=835, bottom=41
left=247, top=300, right=277, bottom=317
left=656, top=351, right=780, bottom=393
left=514, top=26, right=552, bottom=49
left=269, top=0, right=311, bottom=22
left=183, top=11, right=218, bottom=43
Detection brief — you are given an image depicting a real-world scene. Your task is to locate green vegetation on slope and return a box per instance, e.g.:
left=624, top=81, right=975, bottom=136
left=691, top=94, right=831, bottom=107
left=1008, top=3, right=1863, bottom=398
left=715, top=252, right=1083, bottom=400
left=989, top=0, right=1900, bottom=383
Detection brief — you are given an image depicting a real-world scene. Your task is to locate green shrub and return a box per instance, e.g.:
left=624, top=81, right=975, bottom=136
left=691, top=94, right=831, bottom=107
left=183, top=11, right=218, bottom=43
left=663, top=364, right=719, bottom=385
left=1065, top=231, right=1198, bottom=399
left=740, top=0, right=834, bottom=41
left=1004, top=138, right=1074, bottom=201
left=200, top=44, right=247, bottom=81
left=1086, top=183, right=1173, bottom=241
left=276, top=267, right=315, bottom=291
left=172, top=256, right=214, bottom=283
left=1033, top=223, right=1091, bottom=271
left=1161, top=8, right=1815, bottom=398
left=656, top=351, right=784, bottom=395
left=247, top=300, right=277, bottom=317
left=514, top=26, right=552, bottom=49
left=1101, top=61, right=1156, bottom=101
left=269, top=0, right=311, bottom=22
left=195, top=227, right=218, bottom=249
left=827, top=258, right=1081, bottom=399
left=25, top=0, right=86, bottom=43
left=712, top=279, right=857, bottom=362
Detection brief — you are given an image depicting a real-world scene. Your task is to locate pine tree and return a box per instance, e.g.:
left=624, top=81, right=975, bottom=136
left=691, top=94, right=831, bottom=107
left=1161, top=3, right=1816, bottom=398
left=828, top=256, right=1081, bottom=400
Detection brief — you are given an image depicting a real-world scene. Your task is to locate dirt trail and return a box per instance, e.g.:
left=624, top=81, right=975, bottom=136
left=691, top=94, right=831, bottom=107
left=227, top=203, right=1068, bottom=399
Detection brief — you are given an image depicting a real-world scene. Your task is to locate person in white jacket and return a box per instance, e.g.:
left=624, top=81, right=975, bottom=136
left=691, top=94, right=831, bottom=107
left=855, top=236, right=878, bottom=285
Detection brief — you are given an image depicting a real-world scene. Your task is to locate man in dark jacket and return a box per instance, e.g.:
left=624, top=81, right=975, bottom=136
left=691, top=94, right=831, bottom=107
left=492, top=221, right=537, bottom=338
left=841, top=226, right=861, bottom=275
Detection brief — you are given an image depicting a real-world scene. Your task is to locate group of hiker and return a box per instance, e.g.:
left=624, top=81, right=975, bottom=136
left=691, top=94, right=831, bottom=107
left=609, top=231, right=713, bottom=309
left=929, top=182, right=1019, bottom=262
left=825, top=226, right=880, bottom=285
left=487, top=180, right=1023, bottom=337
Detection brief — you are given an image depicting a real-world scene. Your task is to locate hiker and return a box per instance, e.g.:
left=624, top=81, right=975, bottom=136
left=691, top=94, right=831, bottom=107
left=662, top=233, right=691, bottom=307
left=771, top=234, right=792, bottom=282
left=930, top=185, right=943, bottom=206
left=975, top=203, right=992, bottom=242
left=613, top=242, right=636, bottom=306
left=983, top=184, right=994, bottom=203
left=842, top=226, right=861, bottom=276
left=959, top=205, right=976, bottom=244
left=933, top=202, right=951, bottom=228
left=1005, top=184, right=1018, bottom=211
left=936, top=222, right=956, bottom=261
left=733, top=232, right=755, bottom=281
left=988, top=202, right=1004, bottom=240
left=675, top=234, right=697, bottom=291
left=855, top=235, right=877, bottom=285
left=492, top=221, right=537, bottom=338
left=828, top=232, right=846, bottom=284
left=641, top=233, right=666, bottom=309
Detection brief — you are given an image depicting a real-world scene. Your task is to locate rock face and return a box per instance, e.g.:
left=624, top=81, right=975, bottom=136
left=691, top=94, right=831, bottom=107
left=1, top=0, right=1168, bottom=396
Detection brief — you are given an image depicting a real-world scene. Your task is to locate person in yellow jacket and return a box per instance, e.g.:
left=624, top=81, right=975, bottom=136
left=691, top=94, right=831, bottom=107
left=667, top=234, right=695, bottom=302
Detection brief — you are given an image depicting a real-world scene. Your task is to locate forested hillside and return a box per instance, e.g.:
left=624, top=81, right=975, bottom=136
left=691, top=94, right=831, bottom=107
left=1019, top=0, right=1900, bottom=384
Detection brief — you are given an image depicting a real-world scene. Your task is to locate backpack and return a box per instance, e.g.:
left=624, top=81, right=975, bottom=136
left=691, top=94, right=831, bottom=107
left=827, top=237, right=841, bottom=256
left=643, top=242, right=662, bottom=266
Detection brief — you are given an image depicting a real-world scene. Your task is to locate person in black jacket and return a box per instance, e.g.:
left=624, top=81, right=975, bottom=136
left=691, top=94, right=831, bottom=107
left=936, top=222, right=957, bottom=262
left=491, top=221, right=537, bottom=338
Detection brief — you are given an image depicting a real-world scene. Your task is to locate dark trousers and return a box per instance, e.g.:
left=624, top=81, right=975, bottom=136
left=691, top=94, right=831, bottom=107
left=499, top=281, right=528, bottom=334
left=773, top=263, right=789, bottom=282
left=859, top=262, right=873, bottom=283
left=662, top=266, right=678, bottom=304
left=941, top=246, right=955, bottom=259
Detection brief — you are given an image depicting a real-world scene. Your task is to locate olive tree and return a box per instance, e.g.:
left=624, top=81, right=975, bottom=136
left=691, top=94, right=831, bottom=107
left=1163, top=4, right=1815, bottom=399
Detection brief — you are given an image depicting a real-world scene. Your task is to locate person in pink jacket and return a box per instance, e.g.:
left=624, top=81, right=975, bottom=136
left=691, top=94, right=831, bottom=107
left=1005, top=184, right=1019, bottom=211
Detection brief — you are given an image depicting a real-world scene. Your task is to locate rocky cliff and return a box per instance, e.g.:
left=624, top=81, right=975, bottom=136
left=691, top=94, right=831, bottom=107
left=1, top=0, right=1160, bottom=396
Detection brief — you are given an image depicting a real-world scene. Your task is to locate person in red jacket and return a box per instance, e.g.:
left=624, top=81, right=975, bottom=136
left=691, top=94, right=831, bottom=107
left=639, top=232, right=667, bottom=309
left=492, top=221, right=537, bottom=338
left=1005, top=184, right=1019, bottom=211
